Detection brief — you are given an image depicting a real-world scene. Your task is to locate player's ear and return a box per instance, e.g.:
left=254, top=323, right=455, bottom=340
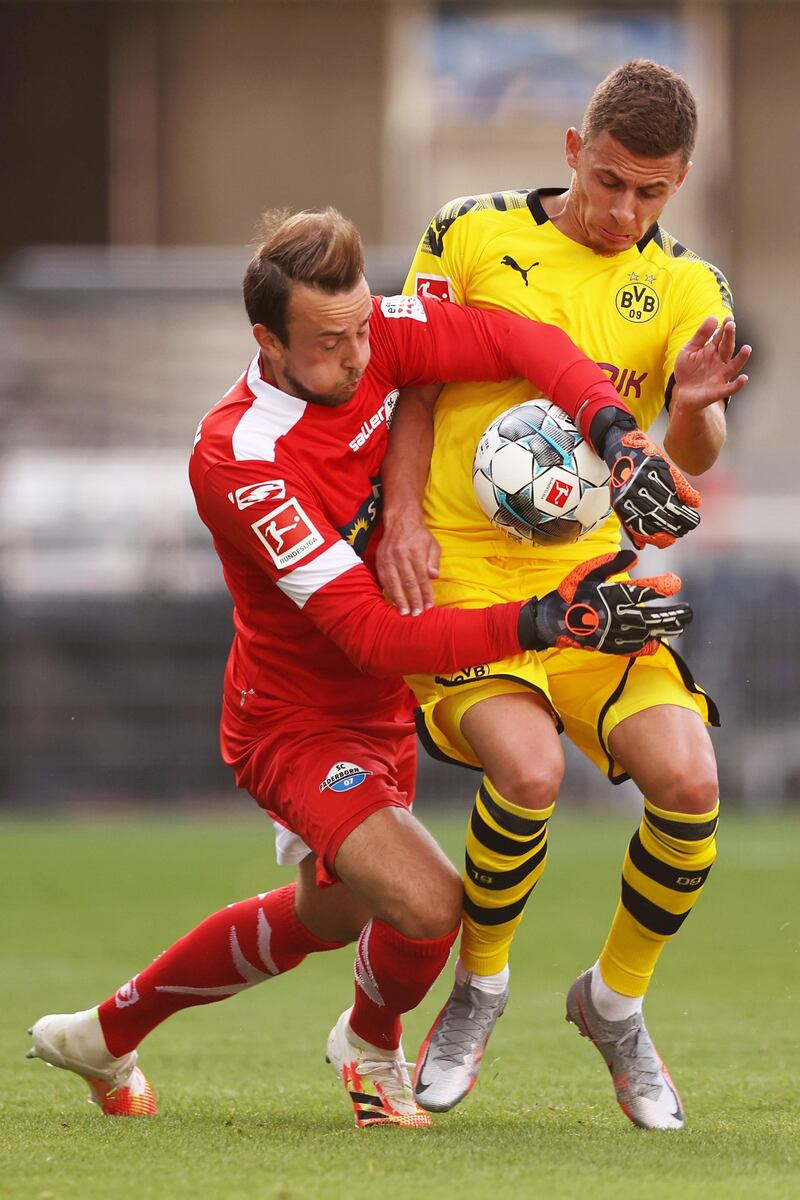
left=674, top=160, right=692, bottom=193
left=253, top=323, right=285, bottom=363
left=565, top=127, right=582, bottom=170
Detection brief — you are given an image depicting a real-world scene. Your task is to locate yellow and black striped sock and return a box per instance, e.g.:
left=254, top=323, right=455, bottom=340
left=599, top=797, right=719, bottom=996
left=460, top=777, right=554, bottom=976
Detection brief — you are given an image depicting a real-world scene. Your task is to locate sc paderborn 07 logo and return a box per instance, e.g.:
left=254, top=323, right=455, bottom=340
left=615, top=278, right=660, bottom=324
left=319, top=761, right=373, bottom=793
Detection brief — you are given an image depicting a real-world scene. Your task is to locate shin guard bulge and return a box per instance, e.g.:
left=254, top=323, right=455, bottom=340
left=98, top=885, right=343, bottom=1055
left=599, top=798, right=719, bottom=996
left=349, top=918, right=459, bottom=1051
left=460, top=777, right=554, bottom=976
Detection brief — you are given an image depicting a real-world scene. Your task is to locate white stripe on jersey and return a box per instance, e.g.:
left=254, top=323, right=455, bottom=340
left=232, top=355, right=307, bottom=462
left=276, top=540, right=361, bottom=609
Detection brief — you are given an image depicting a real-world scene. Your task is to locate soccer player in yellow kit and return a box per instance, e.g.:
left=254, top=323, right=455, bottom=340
left=378, top=60, right=751, bottom=1129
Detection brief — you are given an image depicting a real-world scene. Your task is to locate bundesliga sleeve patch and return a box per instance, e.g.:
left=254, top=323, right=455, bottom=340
left=414, top=273, right=453, bottom=303
left=380, top=295, right=427, bottom=322
left=251, top=497, right=324, bottom=569
left=319, top=761, right=373, bottom=793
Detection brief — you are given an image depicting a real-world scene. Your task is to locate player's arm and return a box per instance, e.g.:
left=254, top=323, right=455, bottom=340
left=660, top=264, right=751, bottom=476
left=663, top=315, right=751, bottom=475
left=197, top=459, right=520, bottom=674
left=378, top=208, right=646, bottom=604
left=314, top=549, right=690, bottom=672
left=385, top=296, right=706, bottom=552
left=396, top=208, right=701, bottom=539
left=375, top=383, right=441, bottom=615
left=199, top=464, right=690, bottom=673
left=376, top=302, right=640, bottom=610
left=376, top=216, right=465, bottom=613
left=392, top=295, right=631, bottom=448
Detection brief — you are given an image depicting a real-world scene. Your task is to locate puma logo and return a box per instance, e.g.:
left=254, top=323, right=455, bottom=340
left=501, top=255, right=540, bottom=286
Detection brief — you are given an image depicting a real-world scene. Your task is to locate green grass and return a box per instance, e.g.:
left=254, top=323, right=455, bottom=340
left=2, top=808, right=799, bottom=1199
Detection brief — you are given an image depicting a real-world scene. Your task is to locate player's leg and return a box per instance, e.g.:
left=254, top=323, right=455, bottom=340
left=566, top=707, right=717, bottom=1131
left=334, top=804, right=463, bottom=1035
left=402, top=554, right=569, bottom=1106
left=282, top=720, right=463, bottom=1053
left=27, top=858, right=364, bottom=1116
left=598, top=704, right=719, bottom=1005
left=459, top=690, right=563, bottom=972
left=553, top=647, right=718, bottom=1129
left=257, top=721, right=461, bottom=1128
left=325, top=797, right=463, bottom=1127
left=294, top=851, right=372, bottom=942
left=26, top=714, right=393, bottom=1119
left=413, top=680, right=564, bottom=1112
left=98, top=857, right=367, bottom=1053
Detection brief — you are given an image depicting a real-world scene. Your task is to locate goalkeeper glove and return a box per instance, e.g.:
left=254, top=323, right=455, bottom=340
left=590, top=409, right=702, bottom=549
left=517, top=550, right=692, bottom=657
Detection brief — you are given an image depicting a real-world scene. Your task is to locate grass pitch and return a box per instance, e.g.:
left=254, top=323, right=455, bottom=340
left=2, top=807, right=799, bottom=1200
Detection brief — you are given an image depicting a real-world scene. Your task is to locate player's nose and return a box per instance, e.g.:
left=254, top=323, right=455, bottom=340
left=609, top=196, right=636, bottom=227
left=343, top=338, right=370, bottom=373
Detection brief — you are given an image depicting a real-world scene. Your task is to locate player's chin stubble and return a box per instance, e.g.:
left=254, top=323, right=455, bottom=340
left=282, top=368, right=359, bottom=408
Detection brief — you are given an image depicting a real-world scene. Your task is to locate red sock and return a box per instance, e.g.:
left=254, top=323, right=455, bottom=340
left=349, top=918, right=459, bottom=1050
left=98, top=885, right=343, bottom=1056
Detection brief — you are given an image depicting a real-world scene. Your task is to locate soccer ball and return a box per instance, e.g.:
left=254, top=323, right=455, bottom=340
left=472, top=400, right=612, bottom=545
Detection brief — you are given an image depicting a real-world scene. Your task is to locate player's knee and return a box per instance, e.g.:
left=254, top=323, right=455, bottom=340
left=489, top=754, right=563, bottom=811
left=295, top=857, right=370, bottom=943
left=392, top=861, right=463, bottom=940
left=651, top=760, right=719, bottom=816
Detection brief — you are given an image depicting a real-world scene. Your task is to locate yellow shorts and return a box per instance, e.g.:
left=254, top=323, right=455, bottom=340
left=407, top=555, right=719, bottom=784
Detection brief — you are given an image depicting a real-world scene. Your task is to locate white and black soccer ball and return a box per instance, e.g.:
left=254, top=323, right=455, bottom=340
left=472, top=400, right=612, bottom=545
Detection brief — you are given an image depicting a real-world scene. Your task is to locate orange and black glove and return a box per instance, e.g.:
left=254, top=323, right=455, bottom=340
left=517, top=550, right=692, bottom=657
left=590, top=410, right=702, bottom=549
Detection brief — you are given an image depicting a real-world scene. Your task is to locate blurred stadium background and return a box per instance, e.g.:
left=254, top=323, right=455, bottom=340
left=2, top=0, right=799, bottom=813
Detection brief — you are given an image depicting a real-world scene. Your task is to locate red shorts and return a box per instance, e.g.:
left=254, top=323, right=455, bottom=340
left=221, top=692, right=417, bottom=887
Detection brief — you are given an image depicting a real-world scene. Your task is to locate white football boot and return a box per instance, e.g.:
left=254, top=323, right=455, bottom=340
left=27, top=1008, right=157, bottom=1116
left=326, top=1008, right=431, bottom=1128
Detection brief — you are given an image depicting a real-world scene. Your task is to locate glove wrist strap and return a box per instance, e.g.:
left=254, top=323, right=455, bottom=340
left=517, top=599, right=549, bottom=651
left=589, top=406, right=638, bottom=464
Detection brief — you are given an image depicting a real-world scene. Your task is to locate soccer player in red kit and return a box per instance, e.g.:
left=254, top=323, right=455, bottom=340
left=27, top=209, right=697, bottom=1129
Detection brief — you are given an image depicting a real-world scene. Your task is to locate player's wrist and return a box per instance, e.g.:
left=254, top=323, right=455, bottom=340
left=664, top=384, right=696, bottom=418
left=517, top=597, right=547, bottom=651
left=517, top=595, right=565, bottom=652
left=589, top=407, right=638, bottom=466
left=381, top=496, right=426, bottom=528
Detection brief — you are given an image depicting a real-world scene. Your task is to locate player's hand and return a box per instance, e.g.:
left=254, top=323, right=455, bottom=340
left=672, top=316, right=751, bottom=413
left=517, top=550, right=692, bottom=657
left=376, top=506, right=441, bottom=616
left=602, top=419, right=702, bottom=550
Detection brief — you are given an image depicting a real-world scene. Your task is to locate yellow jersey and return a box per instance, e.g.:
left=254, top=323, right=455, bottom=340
left=403, top=187, right=733, bottom=570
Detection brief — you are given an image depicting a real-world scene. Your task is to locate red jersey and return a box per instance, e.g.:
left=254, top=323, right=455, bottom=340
left=189, top=294, right=629, bottom=729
